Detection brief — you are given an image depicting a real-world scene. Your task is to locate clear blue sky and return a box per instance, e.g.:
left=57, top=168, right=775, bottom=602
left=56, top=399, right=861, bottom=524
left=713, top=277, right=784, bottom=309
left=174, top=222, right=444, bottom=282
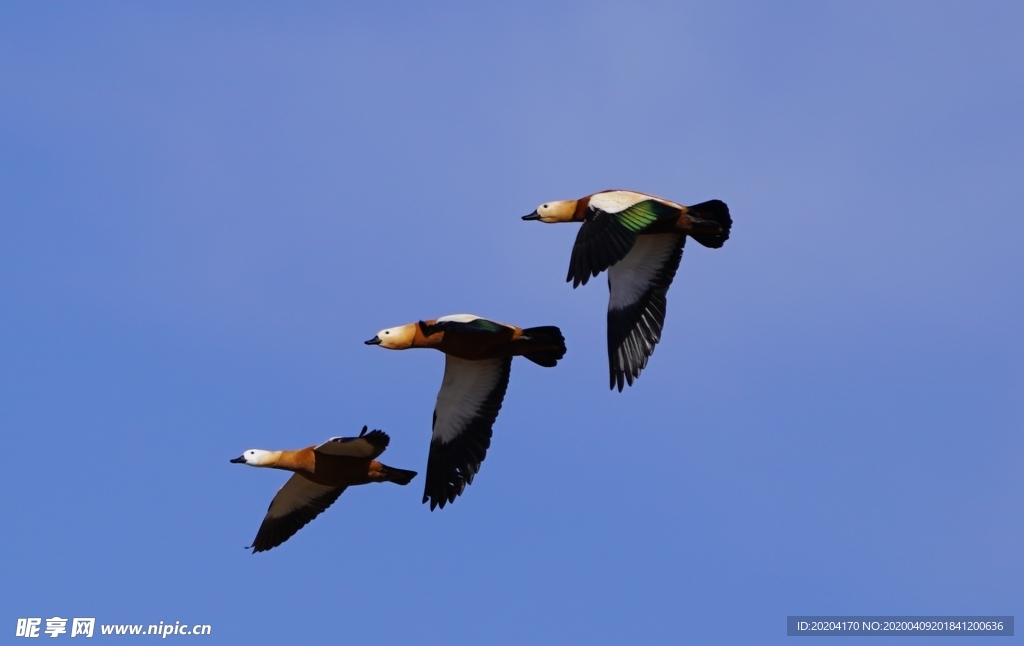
left=1, top=3, right=1021, bottom=644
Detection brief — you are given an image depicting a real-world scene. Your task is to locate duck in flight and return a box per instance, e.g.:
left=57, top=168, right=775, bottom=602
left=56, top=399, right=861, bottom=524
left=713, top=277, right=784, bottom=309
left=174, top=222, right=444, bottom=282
left=523, top=189, right=732, bottom=391
left=365, top=314, right=566, bottom=510
left=230, top=426, right=416, bottom=553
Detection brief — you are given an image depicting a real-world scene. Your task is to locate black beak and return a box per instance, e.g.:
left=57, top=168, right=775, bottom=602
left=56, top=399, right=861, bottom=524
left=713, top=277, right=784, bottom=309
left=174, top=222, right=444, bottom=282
left=522, top=211, right=541, bottom=221
left=230, top=456, right=246, bottom=464
left=364, top=336, right=382, bottom=345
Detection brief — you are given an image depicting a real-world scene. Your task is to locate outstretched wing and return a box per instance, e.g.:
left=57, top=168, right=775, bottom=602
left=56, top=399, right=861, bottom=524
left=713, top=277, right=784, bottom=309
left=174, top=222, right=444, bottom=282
left=568, top=193, right=679, bottom=287
left=316, top=426, right=389, bottom=459
left=606, top=233, right=685, bottom=391
left=250, top=475, right=345, bottom=553
left=424, top=355, right=512, bottom=510
left=419, top=315, right=511, bottom=337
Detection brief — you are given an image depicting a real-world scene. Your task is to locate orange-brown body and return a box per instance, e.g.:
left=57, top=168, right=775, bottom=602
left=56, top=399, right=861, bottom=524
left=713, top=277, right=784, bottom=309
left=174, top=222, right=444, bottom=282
left=271, top=447, right=392, bottom=487
left=409, top=321, right=563, bottom=362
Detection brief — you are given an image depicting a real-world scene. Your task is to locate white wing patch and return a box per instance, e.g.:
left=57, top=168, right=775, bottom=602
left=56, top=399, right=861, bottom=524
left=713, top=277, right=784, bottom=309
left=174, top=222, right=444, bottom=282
left=608, top=234, right=681, bottom=310
left=265, top=474, right=342, bottom=520
left=436, top=313, right=484, bottom=323
left=589, top=191, right=650, bottom=213
left=589, top=190, right=682, bottom=214
left=433, top=356, right=507, bottom=444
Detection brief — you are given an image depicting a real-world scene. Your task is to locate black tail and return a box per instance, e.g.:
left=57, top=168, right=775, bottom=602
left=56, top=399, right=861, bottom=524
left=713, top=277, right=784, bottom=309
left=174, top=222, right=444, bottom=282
left=519, top=326, right=567, bottom=368
left=382, top=465, right=417, bottom=486
left=686, top=199, right=732, bottom=249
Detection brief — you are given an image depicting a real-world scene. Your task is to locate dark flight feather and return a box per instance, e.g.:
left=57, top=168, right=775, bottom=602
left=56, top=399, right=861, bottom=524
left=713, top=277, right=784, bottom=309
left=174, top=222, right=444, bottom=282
left=423, top=356, right=512, bottom=510
left=568, top=199, right=678, bottom=287
left=607, top=236, right=686, bottom=390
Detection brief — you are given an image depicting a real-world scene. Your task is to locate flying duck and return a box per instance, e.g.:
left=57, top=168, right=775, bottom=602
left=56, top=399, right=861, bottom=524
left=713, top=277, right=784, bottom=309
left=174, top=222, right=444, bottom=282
left=523, top=190, right=732, bottom=391
left=365, top=314, right=566, bottom=510
left=230, top=426, right=416, bottom=553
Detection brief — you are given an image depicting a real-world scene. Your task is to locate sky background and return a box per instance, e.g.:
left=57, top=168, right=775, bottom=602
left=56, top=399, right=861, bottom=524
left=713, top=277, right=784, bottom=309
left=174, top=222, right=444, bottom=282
left=1, top=2, right=1022, bottom=644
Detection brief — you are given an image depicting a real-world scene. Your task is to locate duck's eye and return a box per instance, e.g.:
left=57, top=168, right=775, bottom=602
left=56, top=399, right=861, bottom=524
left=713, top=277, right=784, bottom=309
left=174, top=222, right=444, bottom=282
left=384, top=331, right=390, bottom=335
left=543, top=204, right=548, bottom=209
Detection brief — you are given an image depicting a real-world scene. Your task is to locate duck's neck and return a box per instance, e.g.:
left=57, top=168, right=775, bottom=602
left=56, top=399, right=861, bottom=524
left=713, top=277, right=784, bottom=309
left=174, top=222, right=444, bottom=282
left=411, top=326, right=444, bottom=349
left=268, top=449, right=315, bottom=474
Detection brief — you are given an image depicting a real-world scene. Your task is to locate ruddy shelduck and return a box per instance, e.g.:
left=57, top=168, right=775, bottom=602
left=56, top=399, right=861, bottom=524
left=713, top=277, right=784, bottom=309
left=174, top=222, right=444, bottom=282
left=231, top=426, right=416, bottom=553
left=523, top=189, right=732, bottom=390
left=365, top=314, right=566, bottom=510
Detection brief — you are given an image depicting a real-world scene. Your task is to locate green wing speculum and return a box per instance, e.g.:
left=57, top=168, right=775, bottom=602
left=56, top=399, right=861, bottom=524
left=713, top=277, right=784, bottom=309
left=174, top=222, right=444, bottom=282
left=614, top=200, right=675, bottom=232
left=568, top=199, right=678, bottom=287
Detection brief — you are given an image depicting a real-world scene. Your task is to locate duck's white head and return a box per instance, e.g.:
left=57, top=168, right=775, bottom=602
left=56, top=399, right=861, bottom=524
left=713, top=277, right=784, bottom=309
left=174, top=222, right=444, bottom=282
left=230, top=449, right=278, bottom=467
left=364, top=323, right=417, bottom=350
left=522, top=199, right=579, bottom=223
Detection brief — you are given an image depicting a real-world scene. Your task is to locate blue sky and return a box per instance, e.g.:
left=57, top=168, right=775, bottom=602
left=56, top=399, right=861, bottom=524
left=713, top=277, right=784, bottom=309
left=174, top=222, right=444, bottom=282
left=1, top=3, right=1021, bottom=644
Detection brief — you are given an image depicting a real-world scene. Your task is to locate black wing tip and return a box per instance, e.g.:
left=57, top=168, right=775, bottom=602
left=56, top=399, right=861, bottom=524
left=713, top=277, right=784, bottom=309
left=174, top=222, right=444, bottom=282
left=567, top=266, right=594, bottom=288
left=329, top=427, right=390, bottom=449
left=424, top=494, right=449, bottom=511
left=248, top=527, right=291, bottom=555
left=422, top=456, right=479, bottom=511
left=608, top=367, right=638, bottom=392
left=422, top=484, right=463, bottom=511
left=423, top=429, right=491, bottom=510
left=249, top=537, right=279, bottom=554
left=607, top=330, right=653, bottom=392
left=423, top=490, right=456, bottom=511
left=362, top=428, right=390, bottom=445
left=607, top=300, right=661, bottom=392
